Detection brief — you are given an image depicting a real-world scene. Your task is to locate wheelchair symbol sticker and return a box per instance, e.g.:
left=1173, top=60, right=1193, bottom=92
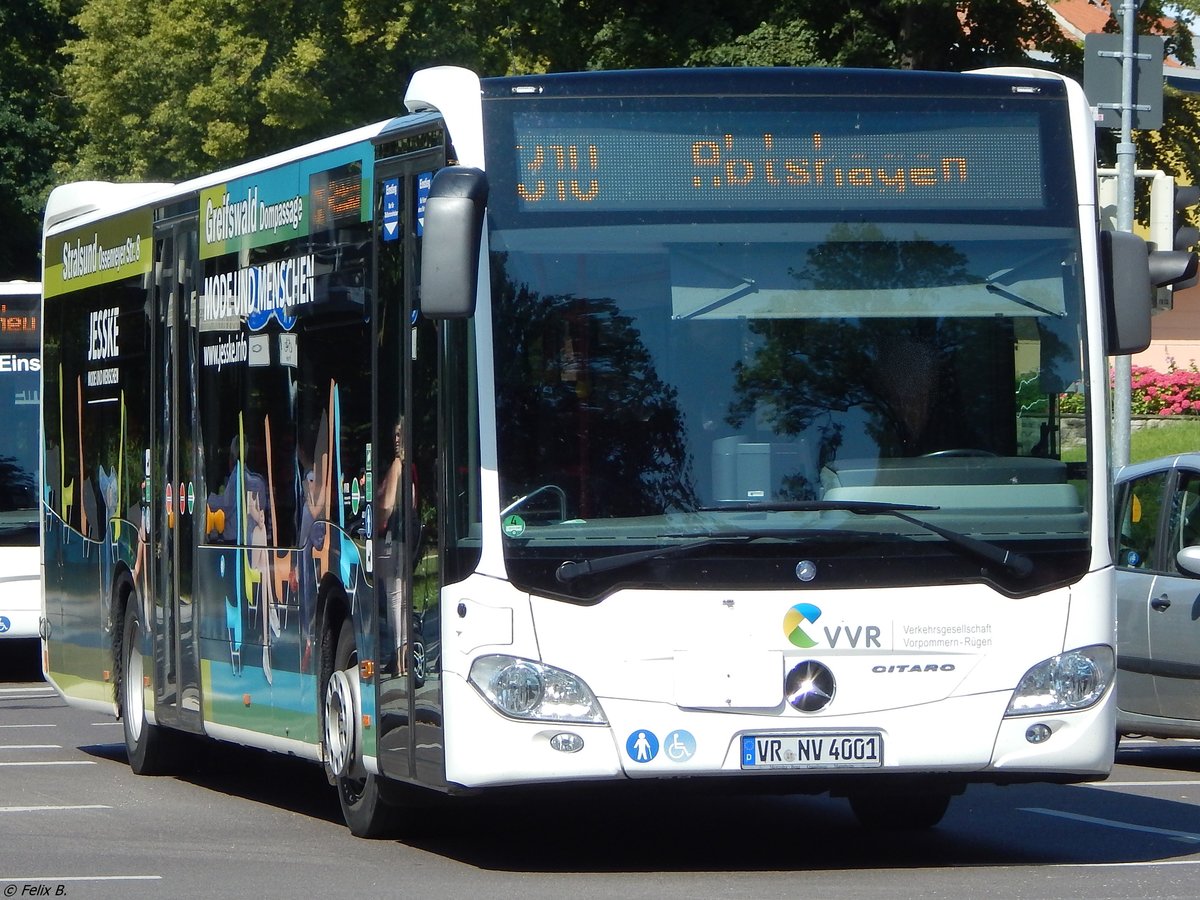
left=664, top=729, right=696, bottom=763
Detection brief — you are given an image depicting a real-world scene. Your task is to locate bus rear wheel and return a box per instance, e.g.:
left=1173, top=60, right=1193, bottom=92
left=324, top=618, right=399, bottom=838
left=120, top=603, right=170, bottom=775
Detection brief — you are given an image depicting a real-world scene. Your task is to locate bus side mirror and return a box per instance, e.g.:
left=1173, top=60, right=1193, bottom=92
left=419, top=166, right=488, bottom=318
left=1100, top=229, right=1152, bottom=356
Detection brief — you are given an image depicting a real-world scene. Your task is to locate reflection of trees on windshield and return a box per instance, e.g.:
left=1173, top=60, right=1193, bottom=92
left=492, top=256, right=698, bottom=518
left=796, top=225, right=973, bottom=292
left=729, top=229, right=1018, bottom=460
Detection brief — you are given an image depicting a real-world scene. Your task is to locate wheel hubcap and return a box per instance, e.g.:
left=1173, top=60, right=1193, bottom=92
left=125, top=627, right=144, bottom=741
left=324, top=668, right=356, bottom=778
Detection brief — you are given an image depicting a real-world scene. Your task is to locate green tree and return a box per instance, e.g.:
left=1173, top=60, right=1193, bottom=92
left=65, top=0, right=347, bottom=179
left=500, top=0, right=1082, bottom=72
left=63, top=0, right=516, bottom=180
left=0, top=0, right=76, bottom=279
left=55, top=0, right=1197, bottom=189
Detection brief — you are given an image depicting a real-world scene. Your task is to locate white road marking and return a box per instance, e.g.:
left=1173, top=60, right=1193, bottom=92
left=1088, top=779, right=1200, bottom=788
left=0, top=760, right=95, bottom=767
left=0, top=745, right=61, bottom=750
left=1023, top=807, right=1200, bottom=843
left=1051, top=859, right=1200, bottom=869
left=0, top=876, right=160, bottom=883
left=0, top=724, right=55, bottom=729
left=0, top=805, right=111, bottom=812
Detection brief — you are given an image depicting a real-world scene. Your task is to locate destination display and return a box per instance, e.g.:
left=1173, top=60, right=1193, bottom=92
left=509, top=108, right=1048, bottom=213
left=0, top=294, right=39, bottom=351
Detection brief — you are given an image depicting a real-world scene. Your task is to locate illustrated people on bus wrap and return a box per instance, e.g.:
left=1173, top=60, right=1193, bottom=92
left=296, top=442, right=329, bottom=673
left=131, top=490, right=151, bottom=626
left=247, top=488, right=278, bottom=684
left=206, top=437, right=268, bottom=543
left=97, top=465, right=118, bottom=631
left=375, top=418, right=417, bottom=676
left=206, top=436, right=269, bottom=673
left=81, top=466, right=99, bottom=541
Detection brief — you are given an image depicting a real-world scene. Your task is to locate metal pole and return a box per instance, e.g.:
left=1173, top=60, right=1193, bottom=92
left=1111, top=0, right=1140, bottom=467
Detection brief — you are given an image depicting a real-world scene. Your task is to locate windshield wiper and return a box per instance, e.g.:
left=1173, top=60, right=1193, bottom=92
left=698, top=500, right=1033, bottom=578
left=984, top=282, right=1065, bottom=318
left=556, top=533, right=760, bottom=583
left=555, top=501, right=1033, bottom=584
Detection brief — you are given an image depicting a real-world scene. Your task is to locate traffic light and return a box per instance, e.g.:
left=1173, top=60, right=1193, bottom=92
left=1148, top=174, right=1200, bottom=299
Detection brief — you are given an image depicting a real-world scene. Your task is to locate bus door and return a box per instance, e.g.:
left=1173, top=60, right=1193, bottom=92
left=150, top=220, right=202, bottom=730
left=372, top=146, right=446, bottom=785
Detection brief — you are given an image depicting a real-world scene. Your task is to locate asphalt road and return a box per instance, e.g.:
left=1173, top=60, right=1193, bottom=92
left=3, top=640, right=1200, bottom=900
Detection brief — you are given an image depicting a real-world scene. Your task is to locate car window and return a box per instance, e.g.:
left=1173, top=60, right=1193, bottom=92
left=1167, top=469, right=1200, bottom=572
left=1116, top=470, right=1167, bottom=569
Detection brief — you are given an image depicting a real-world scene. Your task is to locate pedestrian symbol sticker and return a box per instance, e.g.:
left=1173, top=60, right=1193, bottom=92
left=626, top=729, right=659, bottom=763
left=664, top=729, right=696, bottom=763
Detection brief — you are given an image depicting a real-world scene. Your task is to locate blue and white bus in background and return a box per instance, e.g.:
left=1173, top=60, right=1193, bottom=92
left=39, top=66, right=1184, bottom=837
left=0, top=280, right=42, bottom=645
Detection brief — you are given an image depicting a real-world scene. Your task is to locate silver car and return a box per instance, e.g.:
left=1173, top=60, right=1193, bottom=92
left=1114, top=453, right=1200, bottom=739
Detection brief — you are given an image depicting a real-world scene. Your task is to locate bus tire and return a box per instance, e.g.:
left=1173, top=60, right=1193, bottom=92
left=848, top=790, right=951, bottom=830
left=120, top=603, right=170, bottom=775
left=325, top=617, right=399, bottom=838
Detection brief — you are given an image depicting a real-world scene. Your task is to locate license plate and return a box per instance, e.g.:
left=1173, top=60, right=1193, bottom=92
left=740, top=732, right=883, bottom=769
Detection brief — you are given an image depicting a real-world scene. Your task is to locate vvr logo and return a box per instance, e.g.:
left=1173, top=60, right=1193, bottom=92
left=783, top=604, right=883, bottom=650
left=783, top=603, right=821, bottom=648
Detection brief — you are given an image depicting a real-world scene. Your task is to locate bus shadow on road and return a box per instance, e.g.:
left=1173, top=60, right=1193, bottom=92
left=79, top=734, right=344, bottom=826
left=74, top=736, right=1200, bottom=873
left=0, top=639, right=44, bottom=683
left=391, top=780, right=1200, bottom=873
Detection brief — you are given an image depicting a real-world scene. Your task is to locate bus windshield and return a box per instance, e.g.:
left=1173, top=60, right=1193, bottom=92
left=483, top=73, right=1090, bottom=599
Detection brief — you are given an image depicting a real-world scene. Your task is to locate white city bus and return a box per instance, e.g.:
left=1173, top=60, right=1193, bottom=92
left=40, top=65, right=1176, bottom=836
left=0, top=280, right=41, bottom=644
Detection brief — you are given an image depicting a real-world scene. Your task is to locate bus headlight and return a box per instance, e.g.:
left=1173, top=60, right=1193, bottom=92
left=469, top=655, right=607, bottom=724
left=1004, top=645, right=1114, bottom=716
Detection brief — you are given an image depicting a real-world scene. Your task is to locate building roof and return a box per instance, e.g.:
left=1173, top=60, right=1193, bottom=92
left=1049, top=0, right=1190, bottom=68
left=1048, top=0, right=1113, bottom=41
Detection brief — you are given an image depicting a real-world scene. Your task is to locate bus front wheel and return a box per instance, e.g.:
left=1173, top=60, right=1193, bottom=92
left=119, top=603, right=170, bottom=775
left=324, top=618, right=399, bottom=838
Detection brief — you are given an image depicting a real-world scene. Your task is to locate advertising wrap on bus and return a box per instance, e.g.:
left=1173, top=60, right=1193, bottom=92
left=43, top=210, right=153, bottom=299
left=37, top=65, right=1175, bottom=838
left=0, top=281, right=41, bottom=642
left=199, top=141, right=371, bottom=259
